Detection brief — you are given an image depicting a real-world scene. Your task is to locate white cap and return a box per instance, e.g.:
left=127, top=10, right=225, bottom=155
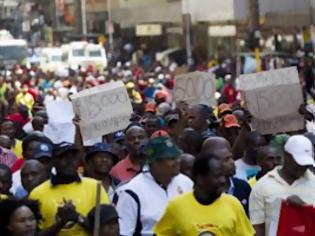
left=284, top=135, right=315, bottom=167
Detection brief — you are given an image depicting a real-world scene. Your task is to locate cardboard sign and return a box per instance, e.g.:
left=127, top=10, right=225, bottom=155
left=174, top=71, right=217, bottom=107
left=71, top=81, right=133, bottom=140
left=240, top=67, right=304, bottom=134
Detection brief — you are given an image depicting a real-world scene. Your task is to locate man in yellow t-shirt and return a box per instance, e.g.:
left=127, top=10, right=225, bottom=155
left=154, top=152, right=255, bottom=236
left=29, top=142, right=109, bottom=236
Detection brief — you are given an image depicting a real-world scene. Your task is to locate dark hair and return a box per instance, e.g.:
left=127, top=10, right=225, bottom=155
left=179, top=129, right=204, bottom=154
left=0, top=199, right=42, bottom=236
left=193, top=152, right=220, bottom=179
left=22, top=132, right=53, bottom=152
left=245, top=131, right=265, bottom=145
left=0, top=164, right=12, bottom=177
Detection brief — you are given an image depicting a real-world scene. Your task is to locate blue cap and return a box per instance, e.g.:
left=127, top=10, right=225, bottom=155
left=33, top=143, right=53, bottom=159
left=113, top=131, right=125, bottom=143
left=85, top=143, right=118, bottom=163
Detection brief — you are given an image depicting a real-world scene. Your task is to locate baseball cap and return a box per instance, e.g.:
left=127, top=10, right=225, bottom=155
left=222, top=114, right=240, bottom=128
left=85, top=143, right=118, bottom=163
left=151, top=130, right=170, bottom=138
left=113, top=131, right=125, bottom=143
left=218, top=103, right=232, bottom=116
left=284, top=135, right=315, bottom=167
left=143, top=137, right=182, bottom=161
left=145, top=103, right=156, bottom=113
left=53, top=142, right=79, bottom=157
left=33, top=143, right=53, bottom=160
left=88, top=204, right=119, bottom=228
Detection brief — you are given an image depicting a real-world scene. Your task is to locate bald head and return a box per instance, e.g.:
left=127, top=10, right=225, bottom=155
left=202, top=137, right=231, bottom=153
left=0, top=134, right=12, bottom=149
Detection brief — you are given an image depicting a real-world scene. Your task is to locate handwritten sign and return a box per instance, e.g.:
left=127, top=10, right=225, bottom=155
left=71, top=81, right=133, bottom=140
left=174, top=71, right=216, bottom=107
left=240, top=67, right=304, bottom=134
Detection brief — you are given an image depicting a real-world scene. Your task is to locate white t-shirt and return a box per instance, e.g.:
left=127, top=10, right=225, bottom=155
left=234, top=158, right=261, bottom=181
left=116, top=172, right=193, bottom=236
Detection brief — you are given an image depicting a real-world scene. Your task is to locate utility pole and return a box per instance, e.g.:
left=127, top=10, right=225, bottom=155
left=81, top=0, right=87, bottom=35
left=182, top=0, right=193, bottom=67
left=248, top=0, right=261, bottom=71
left=107, top=0, right=114, bottom=52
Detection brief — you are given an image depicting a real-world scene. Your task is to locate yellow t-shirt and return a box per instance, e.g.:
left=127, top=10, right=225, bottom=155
left=248, top=176, right=257, bottom=188
left=15, top=92, right=34, bottom=110
left=154, top=192, right=255, bottom=236
left=12, top=139, right=23, bottom=158
left=29, top=177, right=109, bottom=236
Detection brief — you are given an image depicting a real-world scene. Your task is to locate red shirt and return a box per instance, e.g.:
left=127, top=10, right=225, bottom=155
left=223, top=84, right=237, bottom=104
left=110, top=156, right=140, bottom=183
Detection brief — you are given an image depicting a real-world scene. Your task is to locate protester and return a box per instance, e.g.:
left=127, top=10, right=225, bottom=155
left=18, top=160, right=48, bottom=199
left=31, top=116, right=46, bottom=132
left=187, top=104, right=216, bottom=139
left=0, top=120, right=23, bottom=157
left=110, top=125, right=147, bottom=183
left=0, top=198, right=42, bottom=236
left=0, top=146, right=17, bottom=168
left=219, top=114, right=241, bottom=146
left=116, top=137, right=193, bottom=235
left=0, top=134, right=13, bottom=149
left=0, top=164, right=12, bottom=196
left=178, top=128, right=204, bottom=156
left=249, top=135, right=315, bottom=236
left=85, top=142, right=118, bottom=199
left=248, top=145, right=281, bottom=187
left=87, top=204, right=119, bottom=236
left=202, top=137, right=252, bottom=214
left=234, top=131, right=267, bottom=180
left=154, top=152, right=255, bottom=235
left=179, top=153, right=195, bottom=179
left=29, top=142, right=110, bottom=235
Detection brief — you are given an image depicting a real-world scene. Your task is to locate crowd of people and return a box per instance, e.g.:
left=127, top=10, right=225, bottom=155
left=0, top=51, right=314, bottom=236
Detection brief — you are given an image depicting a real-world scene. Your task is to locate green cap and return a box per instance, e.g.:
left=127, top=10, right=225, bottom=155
left=143, top=137, right=182, bottom=161
left=270, top=134, right=290, bottom=158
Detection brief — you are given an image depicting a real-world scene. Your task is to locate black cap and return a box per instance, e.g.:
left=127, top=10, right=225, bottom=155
left=53, top=142, right=79, bottom=157
left=85, top=143, right=118, bottom=163
left=87, top=204, right=119, bottom=228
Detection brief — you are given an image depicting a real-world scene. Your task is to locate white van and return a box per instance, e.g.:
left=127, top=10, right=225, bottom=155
left=62, top=41, right=107, bottom=71
left=40, top=48, right=63, bottom=72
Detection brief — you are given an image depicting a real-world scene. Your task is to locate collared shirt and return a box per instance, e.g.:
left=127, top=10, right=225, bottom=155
left=234, top=158, right=261, bottom=180
left=116, top=171, right=193, bottom=236
left=110, top=155, right=141, bottom=183
left=0, top=147, right=17, bottom=168
left=249, top=166, right=315, bottom=234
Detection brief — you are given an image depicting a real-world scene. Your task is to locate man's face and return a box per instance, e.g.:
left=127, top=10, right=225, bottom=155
left=284, top=154, right=308, bottom=180
left=21, top=165, right=47, bottom=193
left=152, top=157, right=181, bottom=179
left=0, top=122, right=16, bottom=139
left=247, top=136, right=267, bottom=159
left=0, top=168, right=12, bottom=194
left=224, top=127, right=240, bottom=146
left=258, top=148, right=281, bottom=173
left=89, top=153, right=114, bottom=175
left=144, top=119, right=160, bottom=137
left=100, top=219, right=119, bottom=236
left=212, top=147, right=235, bottom=177
left=198, top=159, right=226, bottom=197
left=187, top=108, right=204, bottom=131
left=54, top=151, right=79, bottom=177
left=125, top=127, right=147, bottom=155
